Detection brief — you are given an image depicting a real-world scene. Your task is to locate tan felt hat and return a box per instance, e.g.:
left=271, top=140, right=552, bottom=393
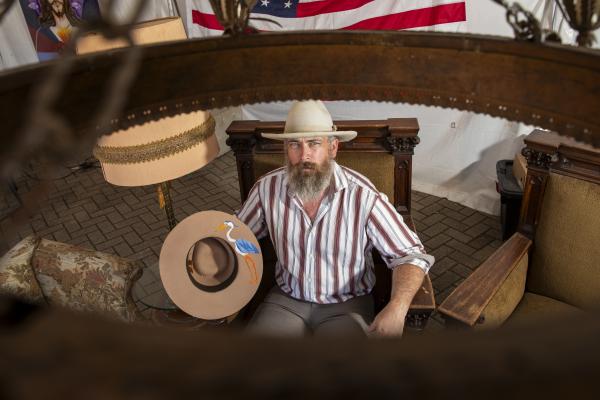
left=159, top=211, right=262, bottom=320
left=262, top=100, right=357, bottom=142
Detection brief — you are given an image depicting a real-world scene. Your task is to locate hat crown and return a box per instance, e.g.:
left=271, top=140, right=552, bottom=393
left=284, top=100, right=334, bottom=134
left=188, top=238, right=235, bottom=287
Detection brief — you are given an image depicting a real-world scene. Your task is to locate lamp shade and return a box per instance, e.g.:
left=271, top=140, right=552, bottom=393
left=93, top=110, right=219, bottom=187
left=77, top=17, right=219, bottom=186
left=76, top=17, right=187, bottom=53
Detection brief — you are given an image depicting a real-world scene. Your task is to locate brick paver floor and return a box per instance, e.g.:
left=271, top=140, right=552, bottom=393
left=1, top=151, right=502, bottom=325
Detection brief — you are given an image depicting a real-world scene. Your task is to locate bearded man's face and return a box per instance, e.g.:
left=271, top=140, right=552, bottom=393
left=285, top=136, right=338, bottom=202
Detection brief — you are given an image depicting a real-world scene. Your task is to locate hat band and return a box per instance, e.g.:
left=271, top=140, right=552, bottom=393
left=186, top=253, right=239, bottom=293
left=284, top=124, right=337, bottom=134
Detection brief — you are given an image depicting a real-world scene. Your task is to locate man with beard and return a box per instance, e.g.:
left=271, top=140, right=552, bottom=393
left=237, top=100, right=434, bottom=337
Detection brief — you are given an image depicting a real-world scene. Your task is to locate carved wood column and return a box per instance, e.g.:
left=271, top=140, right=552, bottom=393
left=386, top=118, right=420, bottom=216
left=518, top=130, right=558, bottom=239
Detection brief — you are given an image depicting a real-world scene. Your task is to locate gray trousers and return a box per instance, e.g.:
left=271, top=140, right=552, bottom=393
left=247, top=286, right=374, bottom=337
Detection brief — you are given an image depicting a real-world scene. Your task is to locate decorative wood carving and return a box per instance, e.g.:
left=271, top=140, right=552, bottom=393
left=518, top=171, right=549, bottom=239
left=386, top=135, right=418, bottom=214
left=518, top=129, right=600, bottom=238
left=521, top=148, right=555, bottom=169
left=225, top=135, right=256, bottom=155
left=384, top=137, right=420, bottom=153
left=518, top=130, right=556, bottom=238
left=406, top=311, right=433, bottom=331
left=394, top=156, right=412, bottom=216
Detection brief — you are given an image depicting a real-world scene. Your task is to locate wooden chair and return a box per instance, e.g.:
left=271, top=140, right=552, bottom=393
left=226, top=118, right=435, bottom=330
left=438, top=129, right=600, bottom=329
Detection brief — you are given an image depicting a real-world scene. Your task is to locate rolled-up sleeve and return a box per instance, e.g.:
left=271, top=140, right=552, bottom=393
left=366, top=194, right=434, bottom=273
left=235, top=183, right=268, bottom=240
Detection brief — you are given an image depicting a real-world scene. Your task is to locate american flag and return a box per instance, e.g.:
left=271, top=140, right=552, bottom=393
left=188, top=0, right=467, bottom=37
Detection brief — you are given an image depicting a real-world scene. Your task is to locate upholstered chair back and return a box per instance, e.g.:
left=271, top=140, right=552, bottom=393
left=526, top=172, right=600, bottom=310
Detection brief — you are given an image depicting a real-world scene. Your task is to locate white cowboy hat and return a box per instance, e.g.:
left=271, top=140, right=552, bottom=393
left=159, top=211, right=263, bottom=320
left=261, top=100, right=357, bottom=142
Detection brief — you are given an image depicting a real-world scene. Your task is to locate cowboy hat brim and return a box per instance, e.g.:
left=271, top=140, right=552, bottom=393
left=159, top=211, right=262, bottom=320
left=261, top=130, right=357, bottom=142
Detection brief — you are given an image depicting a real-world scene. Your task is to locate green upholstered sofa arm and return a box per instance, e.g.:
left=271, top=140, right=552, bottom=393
left=438, top=233, right=532, bottom=328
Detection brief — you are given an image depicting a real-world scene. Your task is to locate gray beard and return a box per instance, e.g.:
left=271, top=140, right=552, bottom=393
left=287, top=158, right=334, bottom=203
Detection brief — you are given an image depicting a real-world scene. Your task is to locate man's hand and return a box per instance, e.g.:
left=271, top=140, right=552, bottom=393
left=368, top=301, right=408, bottom=338
left=367, top=263, right=426, bottom=338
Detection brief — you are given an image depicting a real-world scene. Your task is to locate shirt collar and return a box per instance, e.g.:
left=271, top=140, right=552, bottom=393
left=331, top=161, right=349, bottom=193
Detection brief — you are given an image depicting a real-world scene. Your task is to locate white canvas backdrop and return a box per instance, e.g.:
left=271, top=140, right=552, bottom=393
left=0, top=1, right=589, bottom=214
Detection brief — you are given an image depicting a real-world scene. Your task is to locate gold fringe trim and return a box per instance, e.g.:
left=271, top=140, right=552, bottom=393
left=93, top=115, right=216, bottom=165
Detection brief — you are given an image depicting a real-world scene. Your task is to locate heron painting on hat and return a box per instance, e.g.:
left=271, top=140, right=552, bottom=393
left=159, top=211, right=263, bottom=321
left=217, top=220, right=260, bottom=284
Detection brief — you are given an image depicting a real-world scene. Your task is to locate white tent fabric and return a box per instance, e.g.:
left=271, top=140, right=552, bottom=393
left=0, top=1, right=590, bottom=214
left=0, top=3, right=37, bottom=69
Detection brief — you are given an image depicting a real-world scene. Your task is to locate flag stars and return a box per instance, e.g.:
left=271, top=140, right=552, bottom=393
left=261, top=0, right=270, bottom=7
left=284, top=0, right=292, bottom=8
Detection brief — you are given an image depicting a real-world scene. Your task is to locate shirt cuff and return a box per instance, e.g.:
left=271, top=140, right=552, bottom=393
left=389, top=254, right=435, bottom=274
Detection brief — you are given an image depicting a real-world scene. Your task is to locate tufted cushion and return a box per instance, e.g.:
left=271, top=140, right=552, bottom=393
left=0, top=235, right=45, bottom=304
left=527, top=173, right=600, bottom=311
left=31, top=239, right=143, bottom=322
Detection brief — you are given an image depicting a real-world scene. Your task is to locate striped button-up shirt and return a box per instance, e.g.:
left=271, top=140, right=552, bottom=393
left=237, top=162, right=434, bottom=304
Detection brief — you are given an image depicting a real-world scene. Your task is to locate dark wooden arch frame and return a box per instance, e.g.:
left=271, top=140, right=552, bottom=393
left=1, top=31, right=599, bottom=170
left=2, top=29, right=600, bottom=389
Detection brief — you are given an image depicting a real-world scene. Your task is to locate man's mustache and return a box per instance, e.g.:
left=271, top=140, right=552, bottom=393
left=294, top=162, right=317, bottom=170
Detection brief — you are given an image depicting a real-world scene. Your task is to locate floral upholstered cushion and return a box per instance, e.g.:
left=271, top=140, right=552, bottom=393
left=0, top=235, right=45, bottom=304
left=31, top=238, right=144, bottom=322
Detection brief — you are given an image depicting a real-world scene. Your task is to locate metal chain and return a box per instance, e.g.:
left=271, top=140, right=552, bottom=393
left=491, top=0, right=544, bottom=42
left=492, top=0, right=564, bottom=43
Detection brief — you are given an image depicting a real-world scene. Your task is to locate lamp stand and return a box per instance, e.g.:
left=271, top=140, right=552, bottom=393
left=159, top=181, right=177, bottom=231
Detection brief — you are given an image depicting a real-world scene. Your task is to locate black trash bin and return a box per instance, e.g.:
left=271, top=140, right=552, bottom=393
left=496, top=160, right=523, bottom=240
